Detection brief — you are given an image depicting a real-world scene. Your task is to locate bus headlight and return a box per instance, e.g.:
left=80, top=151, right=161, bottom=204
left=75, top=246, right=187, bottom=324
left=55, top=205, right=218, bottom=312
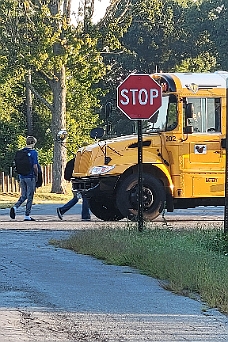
left=89, top=165, right=115, bottom=175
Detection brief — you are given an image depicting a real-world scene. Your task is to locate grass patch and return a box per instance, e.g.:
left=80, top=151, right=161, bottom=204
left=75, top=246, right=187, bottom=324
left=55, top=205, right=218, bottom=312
left=0, top=184, right=72, bottom=208
left=51, top=225, right=228, bottom=314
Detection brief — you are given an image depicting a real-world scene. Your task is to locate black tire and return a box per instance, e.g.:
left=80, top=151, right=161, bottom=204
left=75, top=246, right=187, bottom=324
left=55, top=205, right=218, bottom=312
left=116, top=173, right=165, bottom=221
left=88, top=196, right=124, bottom=221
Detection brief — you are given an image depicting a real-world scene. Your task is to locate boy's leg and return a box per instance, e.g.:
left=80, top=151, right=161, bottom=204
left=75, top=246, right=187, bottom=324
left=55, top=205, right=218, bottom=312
left=14, top=178, right=27, bottom=208
left=81, top=195, right=91, bottom=220
left=10, top=178, right=28, bottom=219
left=25, top=178, right=36, bottom=216
left=59, top=195, right=78, bottom=215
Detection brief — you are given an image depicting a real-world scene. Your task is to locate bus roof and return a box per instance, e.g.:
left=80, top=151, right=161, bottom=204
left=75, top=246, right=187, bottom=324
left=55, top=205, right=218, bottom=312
left=161, top=71, right=228, bottom=90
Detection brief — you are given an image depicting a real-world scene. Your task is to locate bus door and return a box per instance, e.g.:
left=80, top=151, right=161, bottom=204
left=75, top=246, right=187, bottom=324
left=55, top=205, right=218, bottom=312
left=182, top=97, right=224, bottom=197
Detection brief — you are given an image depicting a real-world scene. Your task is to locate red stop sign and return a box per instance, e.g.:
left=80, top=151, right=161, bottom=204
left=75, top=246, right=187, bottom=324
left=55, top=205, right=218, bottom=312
left=117, top=74, right=162, bottom=120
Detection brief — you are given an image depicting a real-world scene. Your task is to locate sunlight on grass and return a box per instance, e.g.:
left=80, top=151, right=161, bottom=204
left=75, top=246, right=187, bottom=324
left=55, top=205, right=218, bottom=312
left=51, top=225, right=228, bottom=314
left=0, top=183, right=72, bottom=208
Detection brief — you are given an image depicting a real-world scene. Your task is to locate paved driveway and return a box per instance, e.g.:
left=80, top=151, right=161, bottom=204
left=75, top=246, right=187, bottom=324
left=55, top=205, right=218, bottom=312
left=0, top=203, right=227, bottom=341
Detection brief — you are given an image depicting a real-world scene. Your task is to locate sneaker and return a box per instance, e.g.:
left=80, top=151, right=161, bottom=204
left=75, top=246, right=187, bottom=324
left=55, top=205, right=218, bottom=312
left=24, top=217, right=36, bottom=221
left=57, top=208, right=63, bottom=220
left=10, top=207, right=16, bottom=219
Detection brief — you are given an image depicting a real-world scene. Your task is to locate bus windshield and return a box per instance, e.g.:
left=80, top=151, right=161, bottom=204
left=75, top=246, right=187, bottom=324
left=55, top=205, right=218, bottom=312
left=104, top=95, right=178, bottom=137
left=143, top=95, right=178, bottom=133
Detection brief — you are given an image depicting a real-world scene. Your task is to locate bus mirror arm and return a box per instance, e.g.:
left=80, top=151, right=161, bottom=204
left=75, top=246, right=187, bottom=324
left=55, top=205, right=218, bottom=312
left=183, top=126, right=193, bottom=134
left=181, top=126, right=193, bottom=142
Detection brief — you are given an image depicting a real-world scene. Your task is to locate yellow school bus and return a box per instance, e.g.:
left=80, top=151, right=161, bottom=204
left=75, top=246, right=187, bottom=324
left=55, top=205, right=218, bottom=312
left=72, top=71, right=227, bottom=221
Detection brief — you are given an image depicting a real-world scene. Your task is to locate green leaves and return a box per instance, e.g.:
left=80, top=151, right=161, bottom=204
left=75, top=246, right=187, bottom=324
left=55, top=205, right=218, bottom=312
left=99, top=0, right=225, bottom=75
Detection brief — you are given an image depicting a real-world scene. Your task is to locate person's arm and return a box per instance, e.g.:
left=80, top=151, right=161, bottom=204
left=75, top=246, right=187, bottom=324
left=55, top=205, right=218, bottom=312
left=33, top=164, right=38, bottom=179
left=32, top=150, right=39, bottom=180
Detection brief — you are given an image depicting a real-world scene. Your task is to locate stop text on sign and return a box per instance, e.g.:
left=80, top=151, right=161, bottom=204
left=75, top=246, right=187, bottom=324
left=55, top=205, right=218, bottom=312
left=120, top=88, right=160, bottom=106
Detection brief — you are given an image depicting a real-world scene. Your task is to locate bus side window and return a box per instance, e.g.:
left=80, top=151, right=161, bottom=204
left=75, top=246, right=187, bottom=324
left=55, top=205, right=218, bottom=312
left=166, top=95, right=178, bottom=131
left=185, top=97, right=221, bottom=133
left=206, top=98, right=221, bottom=133
left=166, top=103, right=178, bottom=130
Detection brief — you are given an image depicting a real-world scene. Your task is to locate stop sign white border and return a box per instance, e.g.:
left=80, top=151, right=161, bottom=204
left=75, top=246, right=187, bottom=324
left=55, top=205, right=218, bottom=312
left=117, top=74, right=162, bottom=120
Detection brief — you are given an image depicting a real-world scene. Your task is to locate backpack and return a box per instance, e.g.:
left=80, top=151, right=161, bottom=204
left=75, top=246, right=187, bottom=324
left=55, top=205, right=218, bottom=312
left=36, top=164, right=43, bottom=188
left=14, top=148, right=32, bottom=176
left=64, top=158, right=75, bottom=181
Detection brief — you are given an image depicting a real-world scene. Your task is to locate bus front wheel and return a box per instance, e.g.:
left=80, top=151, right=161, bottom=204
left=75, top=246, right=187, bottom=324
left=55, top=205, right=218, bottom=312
left=88, top=196, right=124, bottom=221
left=116, top=173, right=165, bottom=221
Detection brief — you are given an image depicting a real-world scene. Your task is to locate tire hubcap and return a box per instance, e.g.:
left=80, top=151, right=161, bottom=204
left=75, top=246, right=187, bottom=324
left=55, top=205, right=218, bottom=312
left=129, top=186, right=154, bottom=210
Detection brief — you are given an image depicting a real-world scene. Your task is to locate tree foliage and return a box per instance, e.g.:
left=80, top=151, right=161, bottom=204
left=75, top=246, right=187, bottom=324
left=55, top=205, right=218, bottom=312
left=1, top=0, right=228, bottom=180
left=95, top=0, right=227, bottom=136
left=0, top=0, right=105, bottom=193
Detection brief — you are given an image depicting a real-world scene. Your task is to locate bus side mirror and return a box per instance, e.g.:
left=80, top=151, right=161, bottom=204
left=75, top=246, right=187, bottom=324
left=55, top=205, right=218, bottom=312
left=57, top=130, right=68, bottom=142
left=185, top=103, right=194, bottom=118
left=183, top=126, right=193, bottom=134
left=183, top=103, right=194, bottom=134
left=90, top=127, right=104, bottom=139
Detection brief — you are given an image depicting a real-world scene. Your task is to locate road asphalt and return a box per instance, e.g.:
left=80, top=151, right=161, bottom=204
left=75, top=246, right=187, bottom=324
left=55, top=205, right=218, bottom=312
left=0, top=203, right=227, bottom=341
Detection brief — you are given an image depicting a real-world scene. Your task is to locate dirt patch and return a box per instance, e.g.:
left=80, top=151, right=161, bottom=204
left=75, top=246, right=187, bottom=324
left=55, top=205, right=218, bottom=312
left=1, top=309, right=227, bottom=342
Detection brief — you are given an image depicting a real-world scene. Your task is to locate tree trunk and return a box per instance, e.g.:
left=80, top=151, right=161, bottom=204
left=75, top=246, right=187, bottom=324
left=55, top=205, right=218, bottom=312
left=49, top=0, right=69, bottom=194
left=50, top=65, right=67, bottom=193
left=25, top=70, right=33, bottom=135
